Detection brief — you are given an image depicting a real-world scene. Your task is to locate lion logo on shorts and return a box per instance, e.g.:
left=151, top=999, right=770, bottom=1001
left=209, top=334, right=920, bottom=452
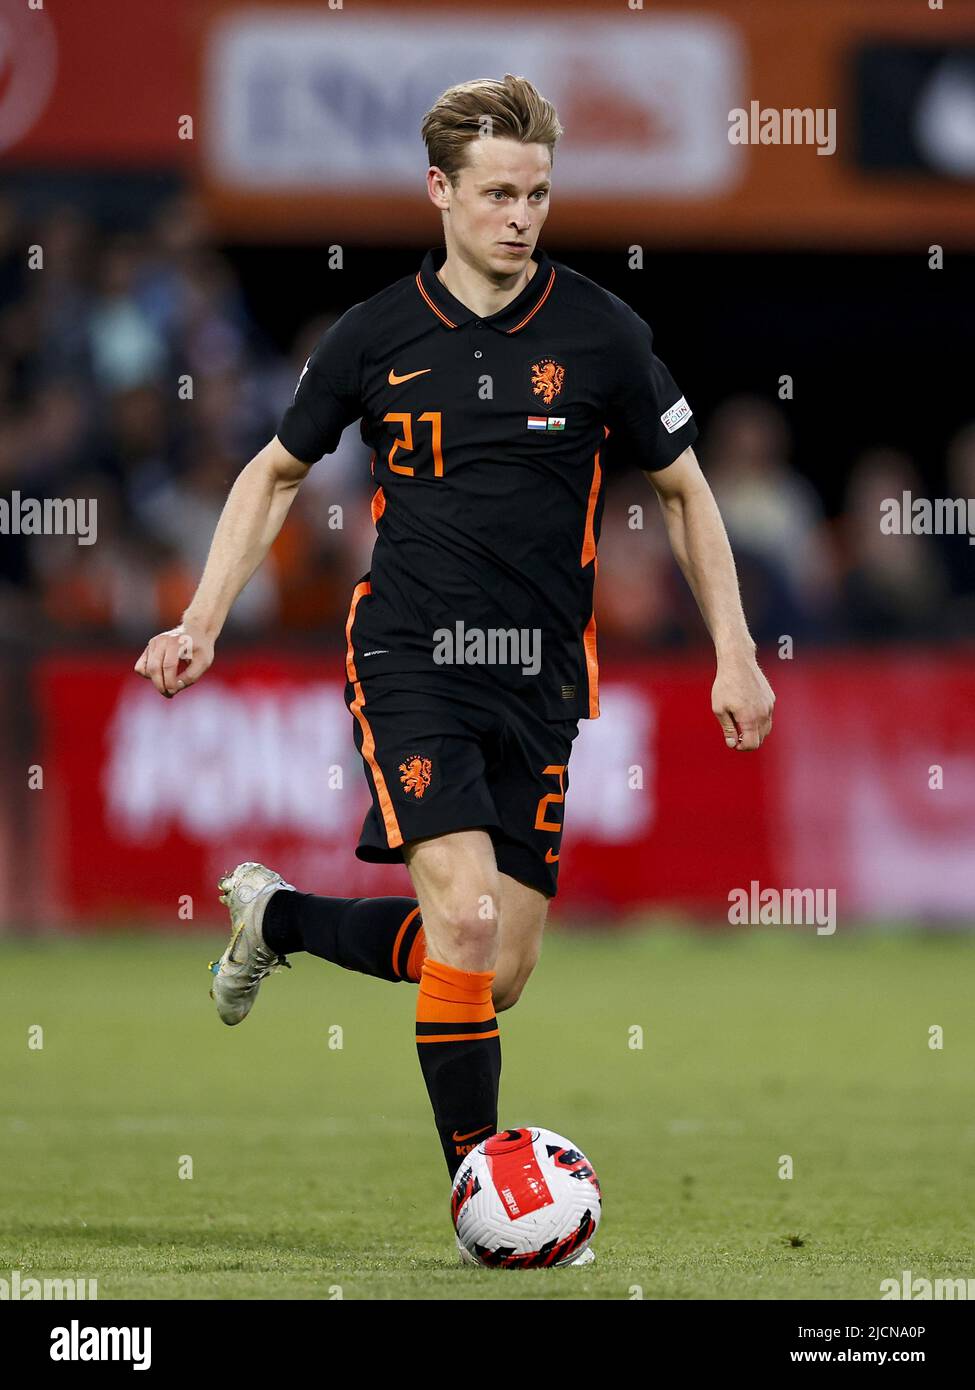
left=399, top=754, right=433, bottom=799
left=531, top=358, right=565, bottom=408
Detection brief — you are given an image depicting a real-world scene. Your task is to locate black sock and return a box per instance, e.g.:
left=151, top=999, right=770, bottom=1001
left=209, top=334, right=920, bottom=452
left=415, top=958, right=502, bottom=1178
left=262, top=890, right=425, bottom=983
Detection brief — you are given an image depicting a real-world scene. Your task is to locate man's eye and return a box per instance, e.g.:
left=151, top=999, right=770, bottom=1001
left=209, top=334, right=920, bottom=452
left=486, top=189, right=546, bottom=201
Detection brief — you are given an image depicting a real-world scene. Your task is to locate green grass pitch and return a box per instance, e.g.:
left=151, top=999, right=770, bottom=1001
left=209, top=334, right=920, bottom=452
left=0, top=925, right=971, bottom=1300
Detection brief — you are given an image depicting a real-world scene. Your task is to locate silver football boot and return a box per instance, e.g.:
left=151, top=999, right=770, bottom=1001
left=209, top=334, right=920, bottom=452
left=208, top=862, right=296, bottom=1026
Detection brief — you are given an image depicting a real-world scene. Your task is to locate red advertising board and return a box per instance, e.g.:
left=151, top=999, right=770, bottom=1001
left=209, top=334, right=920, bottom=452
left=31, top=651, right=975, bottom=928
left=0, top=0, right=195, bottom=165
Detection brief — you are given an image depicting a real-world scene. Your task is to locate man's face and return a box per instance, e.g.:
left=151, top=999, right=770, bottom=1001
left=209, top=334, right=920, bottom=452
left=430, top=137, right=551, bottom=278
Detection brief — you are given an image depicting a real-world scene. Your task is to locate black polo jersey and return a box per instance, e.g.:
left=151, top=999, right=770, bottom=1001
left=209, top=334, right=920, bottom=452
left=276, top=246, right=697, bottom=720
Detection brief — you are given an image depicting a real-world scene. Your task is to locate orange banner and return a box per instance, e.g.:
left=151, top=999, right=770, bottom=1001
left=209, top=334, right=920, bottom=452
left=193, top=0, right=975, bottom=248
left=2, top=0, right=972, bottom=247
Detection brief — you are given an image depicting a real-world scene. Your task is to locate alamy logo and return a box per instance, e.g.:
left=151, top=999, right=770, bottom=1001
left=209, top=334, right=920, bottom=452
left=881, top=1270, right=975, bottom=1300
left=880, top=492, right=975, bottom=544
left=0, top=1269, right=97, bottom=1300
left=728, top=101, right=836, bottom=156
left=0, top=492, right=97, bottom=545
left=728, top=881, right=836, bottom=935
left=432, top=621, right=541, bottom=677
left=50, top=1320, right=150, bottom=1370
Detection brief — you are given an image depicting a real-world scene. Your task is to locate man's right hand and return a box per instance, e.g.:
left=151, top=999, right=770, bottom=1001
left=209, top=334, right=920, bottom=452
left=134, top=622, right=215, bottom=698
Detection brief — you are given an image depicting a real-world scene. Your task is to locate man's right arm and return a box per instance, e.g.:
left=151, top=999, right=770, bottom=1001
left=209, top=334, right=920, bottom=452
left=134, top=436, right=310, bottom=698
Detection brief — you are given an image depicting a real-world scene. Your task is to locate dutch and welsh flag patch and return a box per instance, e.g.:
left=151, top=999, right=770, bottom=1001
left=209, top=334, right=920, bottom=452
left=527, top=416, right=565, bottom=431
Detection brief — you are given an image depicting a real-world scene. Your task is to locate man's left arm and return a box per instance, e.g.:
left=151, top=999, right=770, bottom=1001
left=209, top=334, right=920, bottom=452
left=645, top=446, right=775, bottom=750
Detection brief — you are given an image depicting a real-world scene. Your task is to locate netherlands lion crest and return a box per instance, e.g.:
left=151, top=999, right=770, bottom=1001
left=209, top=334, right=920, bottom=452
left=399, top=754, right=433, bottom=799
left=530, top=357, right=565, bottom=409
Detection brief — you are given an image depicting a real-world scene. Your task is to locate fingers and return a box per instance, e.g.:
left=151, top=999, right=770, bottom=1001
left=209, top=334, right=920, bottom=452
left=713, top=661, right=775, bottom=750
left=175, top=650, right=210, bottom=689
left=715, top=706, right=773, bottom=750
left=134, top=635, right=181, bottom=697
left=134, top=628, right=213, bottom=697
left=161, top=641, right=182, bottom=697
left=715, top=708, right=740, bottom=748
left=147, top=637, right=175, bottom=696
left=736, top=717, right=762, bottom=751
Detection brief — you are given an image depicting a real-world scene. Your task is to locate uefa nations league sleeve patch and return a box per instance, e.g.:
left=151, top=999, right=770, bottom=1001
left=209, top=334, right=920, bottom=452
left=660, top=396, right=692, bottom=433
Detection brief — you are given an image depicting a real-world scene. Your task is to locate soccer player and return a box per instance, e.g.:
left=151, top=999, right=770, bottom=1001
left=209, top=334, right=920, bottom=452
left=135, top=75, right=774, bottom=1253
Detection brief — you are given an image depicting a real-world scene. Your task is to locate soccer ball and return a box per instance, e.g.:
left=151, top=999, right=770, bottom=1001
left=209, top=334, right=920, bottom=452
left=451, top=1126, right=601, bottom=1268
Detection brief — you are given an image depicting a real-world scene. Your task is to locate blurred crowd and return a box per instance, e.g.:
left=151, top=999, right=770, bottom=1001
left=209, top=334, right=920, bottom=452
left=1, top=192, right=972, bottom=652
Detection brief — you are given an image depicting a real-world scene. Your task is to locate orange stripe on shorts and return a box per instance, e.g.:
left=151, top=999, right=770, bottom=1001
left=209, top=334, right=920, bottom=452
left=344, top=580, right=403, bottom=848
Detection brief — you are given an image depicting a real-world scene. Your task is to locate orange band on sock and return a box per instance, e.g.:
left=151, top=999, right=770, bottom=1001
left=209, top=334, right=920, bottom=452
left=416, top=958, right=498, bottom=1040
left=405, top=926, right=426, bottom=984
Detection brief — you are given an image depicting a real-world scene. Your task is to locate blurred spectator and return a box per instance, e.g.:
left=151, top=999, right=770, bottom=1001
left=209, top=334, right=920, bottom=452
left=135, top=446, right=276, bottom=632
left=31, top=472, right=169, bottom=638
left=942, top=422, right=975, bottom=640
left=839, top=448, right=949, bottom=641
left=0, top=190, right=966, bottom=652
left=0, top=415, right=34, bottom=635
left=596, top=478, right=703, bottom=648
left=135, top=193, right=212, bottom=344
left=702, top=396, right=836, bottom=641
left=101, top=383, right=172, bottom=501
left=87, top=234, right=167, bottom=392
left=28, top=204, right=96, bottom=386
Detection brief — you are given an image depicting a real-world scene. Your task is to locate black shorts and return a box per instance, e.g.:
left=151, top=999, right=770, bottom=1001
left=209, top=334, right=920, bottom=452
left=344, top=669, right=579, bottom=898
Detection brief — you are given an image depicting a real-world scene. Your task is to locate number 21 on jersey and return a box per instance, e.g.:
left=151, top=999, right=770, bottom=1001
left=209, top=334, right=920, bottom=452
left=383, top=411, right=444, bottom=477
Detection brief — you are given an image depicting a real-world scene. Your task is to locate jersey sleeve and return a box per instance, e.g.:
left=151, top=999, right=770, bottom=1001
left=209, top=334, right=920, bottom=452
left=276, top=305, right=366, bottom=464
left=604, top=311, right=698, bottom=472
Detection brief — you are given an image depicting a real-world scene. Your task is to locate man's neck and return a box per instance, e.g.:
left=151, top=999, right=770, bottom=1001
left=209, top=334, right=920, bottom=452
left=436, top=246, right=537, bottom=320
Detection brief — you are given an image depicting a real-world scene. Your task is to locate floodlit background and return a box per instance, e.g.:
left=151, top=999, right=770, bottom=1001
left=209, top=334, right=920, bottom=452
left=1, top=0, right=972, bottom=927
left=0, top=0, right=973, bottom=1302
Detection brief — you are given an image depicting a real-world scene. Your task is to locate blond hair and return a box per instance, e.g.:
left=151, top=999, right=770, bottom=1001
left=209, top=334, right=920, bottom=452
left=421, top=75, right=563, bottom=183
